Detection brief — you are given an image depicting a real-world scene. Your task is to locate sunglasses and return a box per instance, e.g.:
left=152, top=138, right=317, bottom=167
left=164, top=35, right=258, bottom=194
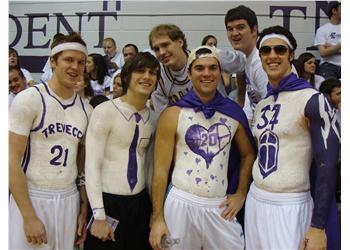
left=259, top=45, right=289, bottom=56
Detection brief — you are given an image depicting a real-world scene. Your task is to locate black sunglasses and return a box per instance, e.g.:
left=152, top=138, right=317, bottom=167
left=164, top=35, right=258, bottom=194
left=259, top=45, right=289, bottom=56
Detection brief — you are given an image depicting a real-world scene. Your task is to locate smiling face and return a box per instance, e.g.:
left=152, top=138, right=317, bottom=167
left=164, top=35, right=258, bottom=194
left=127, top=67, right=158, bottom=97
left=9, top=68, right=26, bottom=94
left=259, top=38, right=293, bottom=87
left=51, top=50, right=86, bottom=90
left=188, top=57, right=221, bottom=101
left=151, top=35, right=185, bottom=70
left=226, top=19, right=257, bottom=56
left=9, top=51, right=18, bottom=67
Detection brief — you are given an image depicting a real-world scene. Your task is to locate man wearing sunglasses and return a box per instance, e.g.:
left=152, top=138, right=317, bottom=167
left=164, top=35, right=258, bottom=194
left=244, top=26, right=340, bottom=250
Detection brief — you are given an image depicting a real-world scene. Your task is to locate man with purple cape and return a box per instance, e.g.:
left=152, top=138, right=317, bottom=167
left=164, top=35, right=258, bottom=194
left=149, top=46, right=256, bottom=250
left=244, top=25, right=340, bottom=250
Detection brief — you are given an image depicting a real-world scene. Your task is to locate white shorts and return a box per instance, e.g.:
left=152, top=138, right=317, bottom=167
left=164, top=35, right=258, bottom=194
left=9, top=184, right=79, bottom=250
left=164, top=186, right=244, bottom=250
left=244, top=183, right=313, bottom=250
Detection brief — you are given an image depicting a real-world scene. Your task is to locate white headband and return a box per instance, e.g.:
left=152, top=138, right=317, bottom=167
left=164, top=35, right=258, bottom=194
left=51, top=42, right=88, bottom=57
left=259, top=34, right=294, bottom=50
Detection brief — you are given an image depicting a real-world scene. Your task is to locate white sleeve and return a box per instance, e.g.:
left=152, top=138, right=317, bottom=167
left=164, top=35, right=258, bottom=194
left=314, top=26, right=326, bottom=46
left=9, top=88, right=41, bottom=136
left=85, top=104, right=111, bottom=220
left=251, top=60, right=268, bottom=98
left=216, top=48, right=246, bottom=74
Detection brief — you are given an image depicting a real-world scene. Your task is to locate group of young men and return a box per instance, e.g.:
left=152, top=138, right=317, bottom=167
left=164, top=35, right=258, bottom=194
left=9, top=3, right=340, bottom=250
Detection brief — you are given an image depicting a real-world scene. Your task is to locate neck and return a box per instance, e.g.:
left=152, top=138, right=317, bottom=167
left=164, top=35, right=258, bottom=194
left=78, top=89, right=86, bottom=98
left=120, top=91, right=148, bottom=111
left=47, top=76, right=74, bottom=99
left=194, top=89, right=215, bottom=104
left=245, top=41, right=257, bottom=57
left=170, top=51, right=187, bottom=71
left=330, top=17, right=340, bottom=25
left=269, top=70, right=292, bottom=88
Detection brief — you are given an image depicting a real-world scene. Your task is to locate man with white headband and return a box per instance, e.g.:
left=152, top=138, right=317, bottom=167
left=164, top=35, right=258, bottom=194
left=149, top=46, right=256, bottom=250
left=9, top=32, right=92, bottom=249
left=244, top=25, right=340, bottom=250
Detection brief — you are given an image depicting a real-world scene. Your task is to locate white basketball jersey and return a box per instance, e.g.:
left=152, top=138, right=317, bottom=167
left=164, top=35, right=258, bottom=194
left=9, top=82, right=91, bottom=189
left=172, top=108, right=239, bottom=197
left=252, top=88, right=318, bottom=193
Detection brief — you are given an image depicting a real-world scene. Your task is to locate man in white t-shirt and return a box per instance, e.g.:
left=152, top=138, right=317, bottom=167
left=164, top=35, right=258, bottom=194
left=225, top=5, right=268, bottom=126
left=103, top=37, right=124, bottom=75
left=314, top=1, right=341, bottom=79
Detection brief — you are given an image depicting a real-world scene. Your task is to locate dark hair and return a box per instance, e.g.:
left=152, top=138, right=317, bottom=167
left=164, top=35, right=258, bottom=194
left=319, top=78, right=341, bottom=95
left=9, top=47, right=20, bottom=67
left=120, top=52, right=160, bottom=94
left=257, top=26, right=297, bottom=52
left=296, top=52, right=316, bottom=86
left=123, top=44, right=139, bottom=54
left=9, top=65, right=24, bottom=78
left=149, top=24, right=188, bottom=53
left=225, top=5, right=258, bottom=30
left=89, top=95, right=109, bottom=108
left=327, top=1, right=341, bottom=19
left=82, top=72, right=94, bottom=98
left=88, top=53, right=110, bottom=86
left=188, top=48, right=221, bottom=72
left=51, top=32, right=87, bottom=60
left=52, top=33, right=64, bottom=43
left=201, top=35, right=217, bottom=46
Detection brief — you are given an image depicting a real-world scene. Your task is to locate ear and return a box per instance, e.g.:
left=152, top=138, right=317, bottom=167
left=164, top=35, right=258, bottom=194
left=50, top=56, right=56, bottom=70
left=252, top=25, right=258, bottom=38
left=176, top=38, right=184, bottom=48
left=289, top=51, right=294, bottom=63
left=187, top=68, right=192, bottom=80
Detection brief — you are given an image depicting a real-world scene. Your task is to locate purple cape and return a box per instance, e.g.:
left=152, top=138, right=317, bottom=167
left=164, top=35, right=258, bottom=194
left=267, top=73, right=340, bottom=250
left=172, top=89, right=256, bottom=194
left=266, top=72, right=312, bottom=100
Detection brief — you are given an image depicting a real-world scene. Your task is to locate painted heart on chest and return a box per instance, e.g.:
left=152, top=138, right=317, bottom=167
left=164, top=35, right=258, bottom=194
left=185, top=123, right=231, bottom=168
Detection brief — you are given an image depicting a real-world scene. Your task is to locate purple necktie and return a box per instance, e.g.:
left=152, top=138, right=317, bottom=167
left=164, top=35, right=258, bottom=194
left=127, top=112, right=141, bottom=192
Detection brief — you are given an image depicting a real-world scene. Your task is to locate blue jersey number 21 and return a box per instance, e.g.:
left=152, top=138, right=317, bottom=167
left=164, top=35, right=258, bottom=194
left=50, top=145, right=69, bottom=167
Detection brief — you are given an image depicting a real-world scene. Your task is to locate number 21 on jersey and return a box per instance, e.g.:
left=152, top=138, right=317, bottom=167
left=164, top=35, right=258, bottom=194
left=50, top=145, right=69, bottom=167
